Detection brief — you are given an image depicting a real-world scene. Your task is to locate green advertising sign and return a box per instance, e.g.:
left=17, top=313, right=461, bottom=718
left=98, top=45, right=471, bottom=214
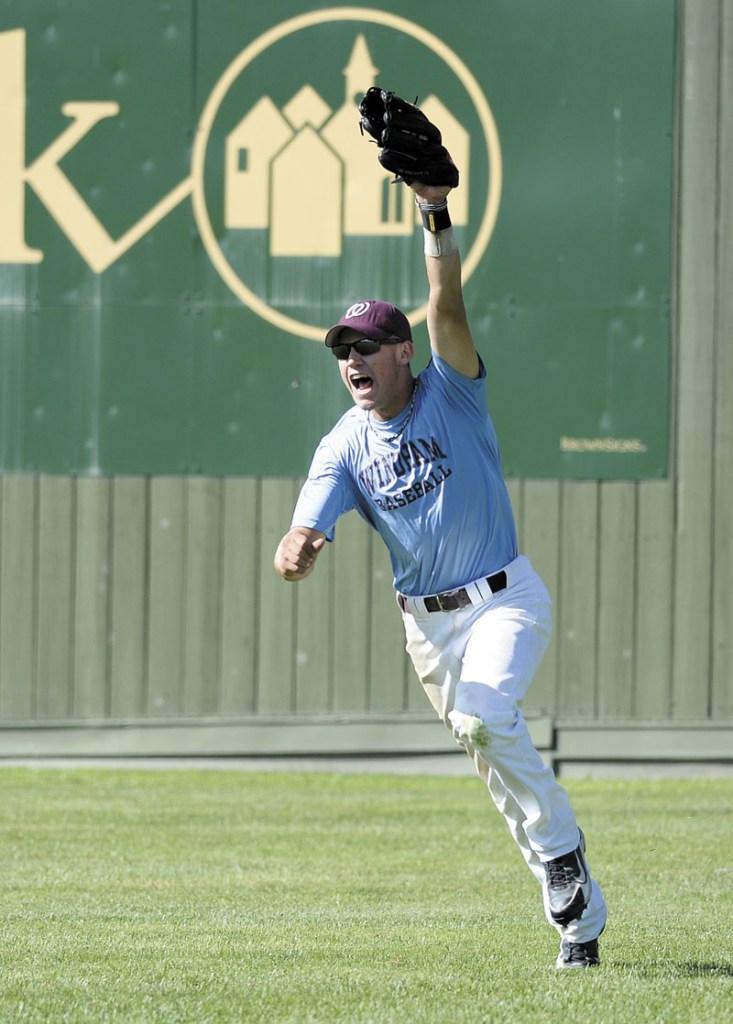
left=0, top=1, right=674, bottom=478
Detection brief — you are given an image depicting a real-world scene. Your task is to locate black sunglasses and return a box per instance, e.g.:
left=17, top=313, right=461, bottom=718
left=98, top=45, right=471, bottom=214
left=330, top=337, right=403, bottom=360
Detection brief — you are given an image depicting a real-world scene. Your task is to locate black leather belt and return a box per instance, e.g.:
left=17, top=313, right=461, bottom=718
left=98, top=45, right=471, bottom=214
left=400, top=570, right=508, bottom=613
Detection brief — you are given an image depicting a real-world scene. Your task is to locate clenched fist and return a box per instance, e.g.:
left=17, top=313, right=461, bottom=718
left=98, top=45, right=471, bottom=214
left=274, top=527, right=327, bottom=582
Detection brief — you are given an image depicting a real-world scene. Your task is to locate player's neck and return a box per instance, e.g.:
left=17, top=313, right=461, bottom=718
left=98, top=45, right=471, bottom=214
left=371, top=376, right=417, bottom=423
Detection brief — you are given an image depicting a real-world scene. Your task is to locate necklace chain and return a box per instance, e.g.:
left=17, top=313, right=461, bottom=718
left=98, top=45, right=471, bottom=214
left=367, top=378, right=419, bottom=444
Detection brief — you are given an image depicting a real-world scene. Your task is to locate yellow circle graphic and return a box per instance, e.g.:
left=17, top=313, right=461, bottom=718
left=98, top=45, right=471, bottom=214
left=191, top=7, right=502, bottom=341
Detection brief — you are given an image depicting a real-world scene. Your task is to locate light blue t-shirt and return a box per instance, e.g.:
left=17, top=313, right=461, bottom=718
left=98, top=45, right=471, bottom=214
left=291, top=352, right=518, bottom=597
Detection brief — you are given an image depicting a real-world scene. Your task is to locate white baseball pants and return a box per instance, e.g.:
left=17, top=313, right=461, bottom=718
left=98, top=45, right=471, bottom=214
left=400, top=554, right=607, bottom=943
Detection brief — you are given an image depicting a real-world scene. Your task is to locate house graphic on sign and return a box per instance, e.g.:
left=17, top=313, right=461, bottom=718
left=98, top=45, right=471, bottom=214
left=224, top=35, right=469, bottom=257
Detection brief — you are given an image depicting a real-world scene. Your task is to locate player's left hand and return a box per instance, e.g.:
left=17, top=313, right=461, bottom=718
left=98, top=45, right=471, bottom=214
left=358, top=88, right=459, bottom=190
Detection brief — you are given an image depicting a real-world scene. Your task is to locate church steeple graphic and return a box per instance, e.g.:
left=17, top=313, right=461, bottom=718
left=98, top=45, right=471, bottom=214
left=344, top=34, right=378, bottom=105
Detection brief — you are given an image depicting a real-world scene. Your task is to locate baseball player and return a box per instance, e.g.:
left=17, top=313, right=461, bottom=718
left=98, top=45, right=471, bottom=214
left=274, top=91, right=607, bottom=968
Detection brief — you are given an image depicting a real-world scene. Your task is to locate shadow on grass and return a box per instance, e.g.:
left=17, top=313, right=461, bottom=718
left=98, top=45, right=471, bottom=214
left=616, top=961, right=733, bottom=978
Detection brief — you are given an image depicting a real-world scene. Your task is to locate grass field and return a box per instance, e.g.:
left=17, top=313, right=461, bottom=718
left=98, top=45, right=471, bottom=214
left=0, top=766, right=730, bottom=1023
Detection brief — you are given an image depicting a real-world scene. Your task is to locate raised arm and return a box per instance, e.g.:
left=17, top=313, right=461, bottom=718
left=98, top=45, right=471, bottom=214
left=357, top=89, right=479, bottom=379
left=412, top=183, right=480, bottom=380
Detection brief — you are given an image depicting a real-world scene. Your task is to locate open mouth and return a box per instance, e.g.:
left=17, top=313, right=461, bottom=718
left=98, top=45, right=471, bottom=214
left=351, top=374, right=374, bottom=392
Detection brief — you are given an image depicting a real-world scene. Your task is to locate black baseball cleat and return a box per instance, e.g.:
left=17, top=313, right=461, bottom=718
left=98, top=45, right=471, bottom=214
left=543, top=829, right=592, bottom=927
left=556, top=937, right=600, bottom=969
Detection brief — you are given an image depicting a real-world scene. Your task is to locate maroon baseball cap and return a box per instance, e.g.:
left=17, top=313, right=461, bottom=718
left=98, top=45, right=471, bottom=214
left=324, top=300, right=412, bottom=347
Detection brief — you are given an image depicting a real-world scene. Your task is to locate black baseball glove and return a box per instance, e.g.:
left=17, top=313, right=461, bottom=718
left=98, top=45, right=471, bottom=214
left=358, top=87, right=459, bottom=188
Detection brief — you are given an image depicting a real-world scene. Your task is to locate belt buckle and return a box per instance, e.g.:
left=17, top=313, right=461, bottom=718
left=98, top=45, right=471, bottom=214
left=437, top=588, right=471, bottom=611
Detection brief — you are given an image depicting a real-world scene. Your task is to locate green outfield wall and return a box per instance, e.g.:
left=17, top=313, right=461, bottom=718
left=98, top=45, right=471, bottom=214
left=1, top=0, right=673, bottom=479
left=0, top=0, right=731, bottom=768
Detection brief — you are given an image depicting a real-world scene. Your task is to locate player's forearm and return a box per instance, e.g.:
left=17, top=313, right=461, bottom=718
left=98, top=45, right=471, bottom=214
left=424, top=233, right=479, bottom=378
left=417, top=197, right=469, bottom=329
left=425, top=244, right=463, bottom=304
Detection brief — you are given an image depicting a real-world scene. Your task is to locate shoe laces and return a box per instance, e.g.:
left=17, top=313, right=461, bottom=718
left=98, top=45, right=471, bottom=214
left=564, top=942, right=592, bottom=964
left=546, top=851, right=579, bottom=890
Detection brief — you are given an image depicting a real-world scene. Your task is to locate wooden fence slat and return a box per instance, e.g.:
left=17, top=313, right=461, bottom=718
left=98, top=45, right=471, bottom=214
left=293, top=472, right=332, bottom=713
left=331, top=511, right=371, bottom=713
left=35, top=476, right=73, bottom=719
left=183, top=477, right=222, bottom=716
left=635, top=480, right=674, bottom=718
left=257, top=479, right=298, bottom=714
left=671, top=0, right=719, bottom=718
left=147, top=477, right=186, bottom=716
left=0, top=476, right=35, bottom=719
left=557, top=481, right=599, bottom=718
left=712, top=0, right=733, bottom=719
left=597, top=482, right=636, bottom=718
left=294, top=547, right=333, bottom=714
left=73, top=478, right=110, bottom=718
left=368, top=534, right=407, bottom=713
left=219, top=478, right=258, bottom=714
left=109, top=477, right=147, bottom=717
left=522, top=479, right=561, bottom=715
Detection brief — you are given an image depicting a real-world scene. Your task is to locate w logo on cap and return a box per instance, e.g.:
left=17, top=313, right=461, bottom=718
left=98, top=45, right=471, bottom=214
left=344, top=302, right=371, bottom=319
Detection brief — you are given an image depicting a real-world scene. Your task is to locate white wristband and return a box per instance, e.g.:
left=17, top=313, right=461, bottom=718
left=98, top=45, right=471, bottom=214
left=423, top=225, right=458, bottom=257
